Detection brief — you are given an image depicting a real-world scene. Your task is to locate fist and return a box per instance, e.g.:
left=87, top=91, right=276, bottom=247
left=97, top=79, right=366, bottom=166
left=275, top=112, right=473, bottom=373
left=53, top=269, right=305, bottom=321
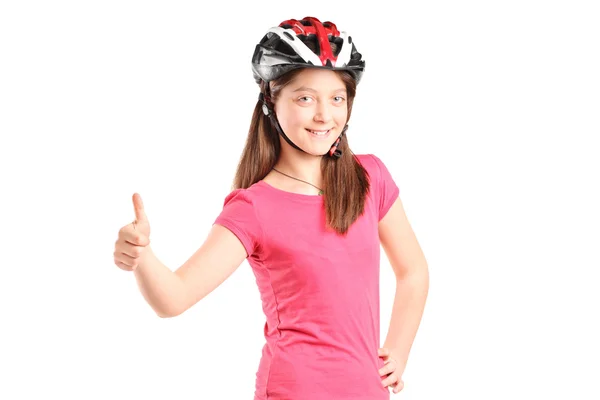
left=113, top=193, right=151, bottom=271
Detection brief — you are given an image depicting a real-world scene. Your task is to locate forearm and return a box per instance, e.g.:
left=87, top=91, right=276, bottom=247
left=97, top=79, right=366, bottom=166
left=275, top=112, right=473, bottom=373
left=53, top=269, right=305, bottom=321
left=383, top=267, right=429, bottom=375
left=133, top=246, right=185, bottom=318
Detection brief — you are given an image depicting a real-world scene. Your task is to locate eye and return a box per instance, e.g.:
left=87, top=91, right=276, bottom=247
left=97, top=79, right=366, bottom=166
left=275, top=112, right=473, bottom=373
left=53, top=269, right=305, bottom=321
left=333, top=96, right=346, bottom=103
left=298, top=96, right=313, bottom=103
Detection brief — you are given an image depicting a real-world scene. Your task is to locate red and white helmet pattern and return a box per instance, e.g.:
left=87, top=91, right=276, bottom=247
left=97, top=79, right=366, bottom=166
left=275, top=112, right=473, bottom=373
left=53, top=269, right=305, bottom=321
left=252, top=16, right=366, bottom=84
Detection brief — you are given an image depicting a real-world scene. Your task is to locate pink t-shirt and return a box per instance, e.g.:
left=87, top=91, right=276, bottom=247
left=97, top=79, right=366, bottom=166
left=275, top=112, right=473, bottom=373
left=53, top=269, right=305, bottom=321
left=213, top=154, right=400, bottom=400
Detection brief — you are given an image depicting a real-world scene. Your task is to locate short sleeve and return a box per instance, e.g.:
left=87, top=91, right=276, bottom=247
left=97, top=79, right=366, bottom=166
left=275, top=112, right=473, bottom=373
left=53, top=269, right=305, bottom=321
left=213, top=189, right=262, bottom=258
left=370, top=154, right=400, bottom=221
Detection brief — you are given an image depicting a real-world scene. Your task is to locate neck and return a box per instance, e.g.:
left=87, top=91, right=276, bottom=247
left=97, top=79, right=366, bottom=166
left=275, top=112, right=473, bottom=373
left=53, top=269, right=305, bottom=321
left=275, top=146, right=324, bottom=187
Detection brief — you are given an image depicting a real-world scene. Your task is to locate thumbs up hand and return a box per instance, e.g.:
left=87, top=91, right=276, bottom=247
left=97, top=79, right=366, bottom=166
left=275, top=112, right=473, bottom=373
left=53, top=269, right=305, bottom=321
left=113, top=193, right=152, bottom=271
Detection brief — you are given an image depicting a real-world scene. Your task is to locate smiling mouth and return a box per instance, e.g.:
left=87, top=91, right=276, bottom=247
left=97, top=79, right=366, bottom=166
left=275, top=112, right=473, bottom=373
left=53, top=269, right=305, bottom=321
left=306, top=128, right=332, bottom=137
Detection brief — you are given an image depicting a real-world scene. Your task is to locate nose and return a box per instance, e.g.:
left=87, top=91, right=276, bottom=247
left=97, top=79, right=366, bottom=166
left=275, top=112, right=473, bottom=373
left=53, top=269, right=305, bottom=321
left=313, top=102, right=332, bottom=123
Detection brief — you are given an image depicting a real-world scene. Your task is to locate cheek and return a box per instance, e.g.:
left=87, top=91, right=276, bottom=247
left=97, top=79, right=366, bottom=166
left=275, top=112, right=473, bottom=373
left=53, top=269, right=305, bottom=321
left=278, top=108, right=309, bottom=130
left=334, top=108, right=348, bottom=123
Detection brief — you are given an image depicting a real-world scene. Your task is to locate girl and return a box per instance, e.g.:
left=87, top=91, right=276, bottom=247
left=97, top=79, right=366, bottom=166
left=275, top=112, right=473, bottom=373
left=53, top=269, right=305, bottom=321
left=114, top=16, right=429, bottom=400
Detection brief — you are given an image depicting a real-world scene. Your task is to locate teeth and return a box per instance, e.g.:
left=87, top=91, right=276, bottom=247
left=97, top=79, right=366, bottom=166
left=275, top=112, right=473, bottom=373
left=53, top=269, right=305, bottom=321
left=309, top=129, right=330, bottom=136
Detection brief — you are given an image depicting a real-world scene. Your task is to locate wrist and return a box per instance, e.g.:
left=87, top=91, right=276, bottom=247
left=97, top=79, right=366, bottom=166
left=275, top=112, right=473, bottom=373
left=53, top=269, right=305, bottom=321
left=389, top=349, right=407, bottom=376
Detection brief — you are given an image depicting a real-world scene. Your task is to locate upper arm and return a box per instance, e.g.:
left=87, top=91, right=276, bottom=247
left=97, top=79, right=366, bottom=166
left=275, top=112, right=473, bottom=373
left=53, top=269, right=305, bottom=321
left=172, top=223, right=248, bottom=316
left=378, top=197, right=427, bottom=278
left=366, top=153, right=425, bottom=277
left=367, top=154, right=400, bottom=221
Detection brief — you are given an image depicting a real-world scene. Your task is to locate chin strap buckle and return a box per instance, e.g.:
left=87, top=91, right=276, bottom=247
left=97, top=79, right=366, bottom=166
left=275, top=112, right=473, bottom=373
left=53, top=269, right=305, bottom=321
left=328, top=124, right=348, bottom=158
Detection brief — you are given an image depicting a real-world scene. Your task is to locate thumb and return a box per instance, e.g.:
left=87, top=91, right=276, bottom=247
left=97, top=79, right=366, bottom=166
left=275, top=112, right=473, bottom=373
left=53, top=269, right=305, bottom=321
left=132, top=193, right=148, bottom=223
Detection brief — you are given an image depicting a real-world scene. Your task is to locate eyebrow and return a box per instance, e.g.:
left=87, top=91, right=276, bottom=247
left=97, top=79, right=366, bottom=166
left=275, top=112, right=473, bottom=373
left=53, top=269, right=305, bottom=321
left=292, top=86, right=347, bottom=94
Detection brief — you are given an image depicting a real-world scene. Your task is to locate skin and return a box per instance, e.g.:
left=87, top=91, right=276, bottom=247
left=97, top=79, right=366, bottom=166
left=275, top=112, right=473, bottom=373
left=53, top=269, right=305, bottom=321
left=262, top=68, right=349, bottom=195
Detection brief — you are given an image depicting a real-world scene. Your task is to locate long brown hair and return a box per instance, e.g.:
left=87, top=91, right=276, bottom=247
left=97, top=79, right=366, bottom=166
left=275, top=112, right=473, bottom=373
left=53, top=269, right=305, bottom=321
left=233, top=68, right=370, bottom=235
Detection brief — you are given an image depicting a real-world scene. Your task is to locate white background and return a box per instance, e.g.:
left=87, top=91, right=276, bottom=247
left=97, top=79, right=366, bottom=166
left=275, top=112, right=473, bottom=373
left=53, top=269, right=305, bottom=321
left=1, top=1, right=598, bottom=399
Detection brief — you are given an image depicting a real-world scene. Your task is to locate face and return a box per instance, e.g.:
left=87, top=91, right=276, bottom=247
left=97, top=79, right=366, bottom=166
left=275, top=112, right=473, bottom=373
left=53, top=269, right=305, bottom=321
left=273, top=68, right=348, bottom=155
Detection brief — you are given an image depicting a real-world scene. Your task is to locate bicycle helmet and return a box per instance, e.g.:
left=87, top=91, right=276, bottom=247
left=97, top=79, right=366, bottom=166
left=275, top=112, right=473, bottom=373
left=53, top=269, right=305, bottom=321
left=252, top=16, right=366, bottom=84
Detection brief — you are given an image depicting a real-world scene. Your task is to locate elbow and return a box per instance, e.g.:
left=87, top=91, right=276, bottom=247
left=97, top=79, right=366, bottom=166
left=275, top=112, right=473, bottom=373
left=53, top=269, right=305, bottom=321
left=156, top=308, right=181, bottom=318
left=155, top=303, right=184, bottom=319
left=157, top=310, right=175, bottom=318
left=154, top=282, right=196, bottom=318
left=396, top=263, right=429, bottom=282
left=155, top=286, right=188, bottom=318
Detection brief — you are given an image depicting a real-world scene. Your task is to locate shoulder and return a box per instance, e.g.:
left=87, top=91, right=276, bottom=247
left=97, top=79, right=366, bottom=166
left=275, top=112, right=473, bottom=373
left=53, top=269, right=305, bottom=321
left=353, top=153, right=383, bottom=179
left=354, top=152, right=399, bottom=199
left=221, top=182, right=264, bottom=206
left=353, top=153, right=374, bottom=168
left=215, top=185, right=266, bottom=256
